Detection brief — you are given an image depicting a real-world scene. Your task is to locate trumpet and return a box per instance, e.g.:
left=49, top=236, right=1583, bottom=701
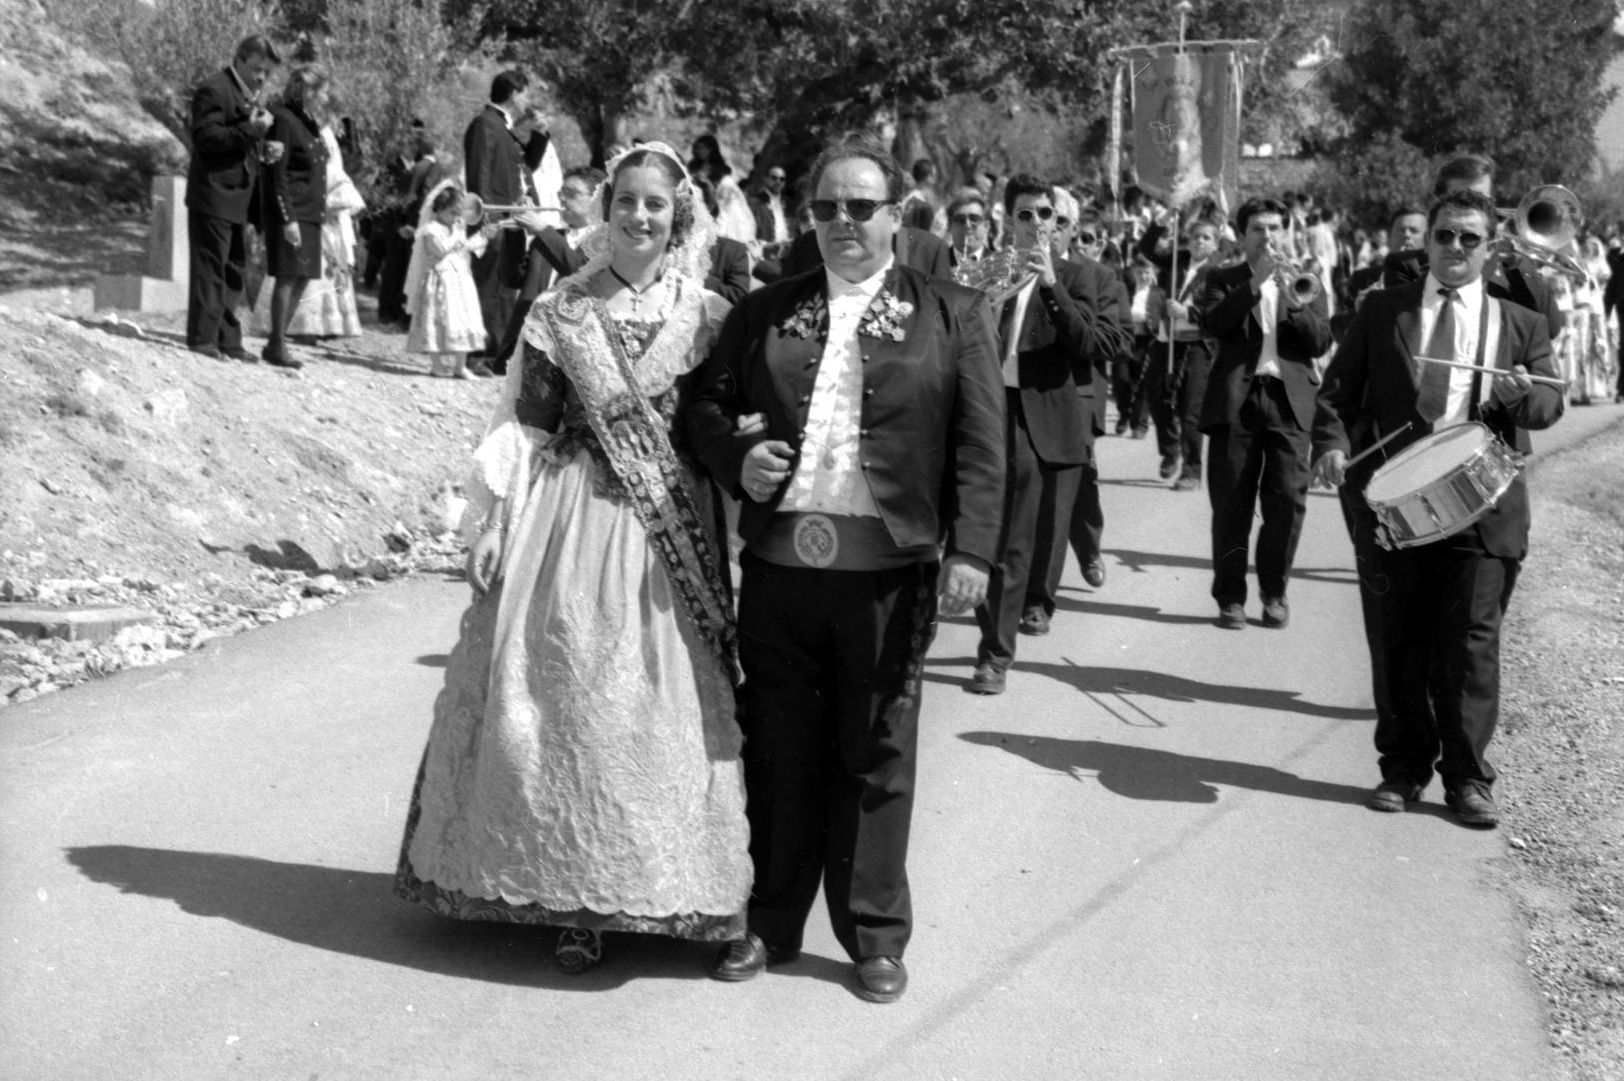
left=460, top=193, right=562, bottom=229
left=1263, top=246, right=1322, bottom=305
left=1494, top=184, right=1589, bottom=281
left=952, top=245, right=1039, bottom=306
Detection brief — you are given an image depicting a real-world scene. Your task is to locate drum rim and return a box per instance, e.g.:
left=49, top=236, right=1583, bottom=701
left=1365, top=421, right=1494, bottom=502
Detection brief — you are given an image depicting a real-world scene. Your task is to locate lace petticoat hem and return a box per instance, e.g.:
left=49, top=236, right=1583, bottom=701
left=393, top=865, right=745, bottom=941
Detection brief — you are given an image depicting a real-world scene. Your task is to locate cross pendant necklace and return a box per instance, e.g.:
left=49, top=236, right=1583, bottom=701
left=609, top=267, right=659, bottom=312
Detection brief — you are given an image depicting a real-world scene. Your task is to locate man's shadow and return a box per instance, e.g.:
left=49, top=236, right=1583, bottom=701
left=64, top=845, right=849, bottom=989
left=960, top=731, right=1392, bottom=808
left=926, top=657, right=1375, bottom=723
left=1104, top=548, right=1358, bottom=587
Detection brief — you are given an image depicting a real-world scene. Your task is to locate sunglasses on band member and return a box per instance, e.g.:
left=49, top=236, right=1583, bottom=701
left=1432, top=227, right=1485, bottom=250
left=1077, top=231, right=1098, bottom=245
left=1015, top=206, right=1055, bottom=223
left=950, top=212, right=986, bottom=225
left=809, top=199, right=894, bottom=223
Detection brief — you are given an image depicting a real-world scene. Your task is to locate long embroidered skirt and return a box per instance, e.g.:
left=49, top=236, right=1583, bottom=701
left=395, top=450, right=750, bottom=939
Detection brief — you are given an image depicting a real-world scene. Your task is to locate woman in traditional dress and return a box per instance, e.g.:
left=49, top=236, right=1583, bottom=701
left=259, top=65, right=331, bottom=369
left=394, top=142, right=750, bottom=975
left=688, top=133, right=758, bottom=248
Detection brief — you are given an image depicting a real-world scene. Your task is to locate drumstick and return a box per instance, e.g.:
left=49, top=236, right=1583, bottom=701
left=1344, top=421, right=1412, bottom=469
left=1414, top=355, right=1567, bottom=388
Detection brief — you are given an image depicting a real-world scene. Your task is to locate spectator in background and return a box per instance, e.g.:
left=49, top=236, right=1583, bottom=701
left=902, top=157, right=943, bottom=235
left=185, top=34, right=282, bottom=362
left=259, top=64, right=333, bottom=369
left=946, top=188, right=992, bottom=265
left=691, top=173, right=752, bottom=304
left=749, top=163, right=793, bottom=283
left=463, top=69, right=551, bottom=374
left=689, top=133, right=758, bottom=246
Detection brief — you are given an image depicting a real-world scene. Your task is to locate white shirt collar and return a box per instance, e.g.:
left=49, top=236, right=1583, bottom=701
left=825, top=257, right=894, bottom=301
left=1423, top=271, right=1484, bottom=306
left=493, top=102, right=516, bottom=129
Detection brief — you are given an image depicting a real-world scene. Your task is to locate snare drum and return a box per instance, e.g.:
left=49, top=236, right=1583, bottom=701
left=1362, top=423, right=1523, bottom=549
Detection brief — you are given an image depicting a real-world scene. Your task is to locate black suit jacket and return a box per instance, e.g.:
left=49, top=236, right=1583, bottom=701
left=1383, top=249, right=1562, bottom=340
left=262, top=104, right=327, bottom=226
left=780, top=226, right=953, bottom=280
left=1000, top=257, right=1133, bottom=464
left=1313, top=279, right=1565, bottom=558
left=462, top=105, right=548, bottom=286
left=706, top=237, right=752, bottom=304
left=1197, top=261, right=1334, bottom=433
left=185, top=67, right=266, bottom=224
left=685, top=264, right=1006, bottom=565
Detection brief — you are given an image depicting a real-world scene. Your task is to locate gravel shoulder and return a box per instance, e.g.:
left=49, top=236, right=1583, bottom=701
left=1496, top=414, right=1624, bottom=1080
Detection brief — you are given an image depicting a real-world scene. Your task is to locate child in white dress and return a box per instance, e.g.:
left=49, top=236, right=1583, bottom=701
left=407, top=185, right=499, bottom=378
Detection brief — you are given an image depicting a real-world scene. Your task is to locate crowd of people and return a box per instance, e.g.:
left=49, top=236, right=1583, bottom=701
left=180, top=43, right=1608, bottom=1004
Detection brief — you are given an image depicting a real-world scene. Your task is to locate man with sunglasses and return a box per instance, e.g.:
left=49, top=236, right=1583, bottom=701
left=778, top=190, right=953, bottom=279
left=687, top=138, right=1004, bottom=1003
left=946, top=190, right=993, bottom=264
left=1196, top=196, right=1334, bottom=632
left=1312, top=188, right=1564, bottom=828
left=1381, top=155, right=1562, bottom=342
left=1139, top=210, right=1222, bottom=491
left=969, top=175, right=1131, bottom=689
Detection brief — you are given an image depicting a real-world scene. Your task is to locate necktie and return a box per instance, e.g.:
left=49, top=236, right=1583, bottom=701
left=1418, top=288, right=1456, bottom=423
left=997, top=294, right=1019, bottom=347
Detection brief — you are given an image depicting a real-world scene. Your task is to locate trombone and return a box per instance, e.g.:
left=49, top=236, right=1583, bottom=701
left=1495, top=185, right=1589, bottom=281
left=460, top=193, right=562, bottom=228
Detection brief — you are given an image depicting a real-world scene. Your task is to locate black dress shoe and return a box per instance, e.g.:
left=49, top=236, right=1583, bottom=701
left=852, top=956, right=907, bottom=1003
left=1366, top=780, right=1424, bottom=813
left=1018, top=608, right=1050, bottom=636
left=1445, top=782, right=1500, bottom=828
left=189, top=344, right=222, bottom=360
left=222, top=346, right=257, bottom=363
left=1216, top=603, right=1246, bottom=630
left=1158, top=453, right=1181, bottom=480
left=262, top=343, right=304, bottom=369
left=1083, top=557, right=1106, bottom=588
left=1172, top=472, right=1200, bottom=492
left=1261, top=597, right=1290, bottom=628
left=967, top=662, right=1006, bottom=695
left=708, top=934, right=799, bottom=981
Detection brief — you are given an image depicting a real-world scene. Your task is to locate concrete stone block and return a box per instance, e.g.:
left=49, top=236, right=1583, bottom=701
left=0, top=604, right=157, bottom=643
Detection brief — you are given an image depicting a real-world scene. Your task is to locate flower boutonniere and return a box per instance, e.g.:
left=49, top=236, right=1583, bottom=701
left=859, top=287, right=914, bottom=342
left=781, top=292, right=828, bottom=341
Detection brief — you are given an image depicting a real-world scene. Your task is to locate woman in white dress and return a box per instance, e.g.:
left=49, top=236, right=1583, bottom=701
left=394, top=142, right=750, bottom=974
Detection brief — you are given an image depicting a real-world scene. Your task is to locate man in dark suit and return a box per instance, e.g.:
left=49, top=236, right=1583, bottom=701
left=779, top=219, right=953, bottom=279
left=1312, top=188, right=1565, bottom=828
left=1138, top=211, right=1221, bottom=490
left=1380, top=155, right=1563, bottom=342
left=488, top=165, right=600, bottom=370
left=965, top=177, right=1128, bottom=681
left=1196, top=196, right=1334, bottom=630
left=686, top=139, right=1004, bottom=1004
left=185, top=34, right=281, bottom=361
left=1344, top=206, right=1427, bottom=318
left=749, top=164, right=793, bottom=284
left=462, top=69, right=550, bottom=370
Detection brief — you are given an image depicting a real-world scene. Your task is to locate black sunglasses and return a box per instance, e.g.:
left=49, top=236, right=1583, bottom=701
left=950, top=212, right=985, bottom=225
left=1432, top=227, right=1485, bottom=250
left=1015, top=207, right=1055, bottom=222
left=810, top=199, right=894, bottom=223
left=1076, top=231, right=1099, bottom=245
left=767, top=173, right=786, bottom=181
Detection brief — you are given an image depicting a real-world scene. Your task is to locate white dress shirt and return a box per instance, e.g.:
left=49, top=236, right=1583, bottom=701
left=1418, top=272, right=1492, bottom=425
left=1001, top=278, right=1038, bottom=387
left=1253, top=275, right=1283, bottom=378
left=779, top=260, right=893, bottom=517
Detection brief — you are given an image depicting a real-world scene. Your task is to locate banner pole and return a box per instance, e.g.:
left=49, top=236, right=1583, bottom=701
left=1166, top=0, right=1193, bottom=423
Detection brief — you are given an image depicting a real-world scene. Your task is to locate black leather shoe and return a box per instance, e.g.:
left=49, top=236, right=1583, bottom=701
left=1216, top=603, right=1245, bottom=630
left=1366, top=780, right=1423, bottom=813
left=263, top=343, right=304, bottom=369
left=189, top=344, right=222, bottom=360
left=1158, top=453, right=1181, bottom=480
left=1262, top=597, right=1290, bottom=629
left=222, top=346, right=257, bottom=363
left=968, top=662, right=1006, bottom=695
left=709, top=934, right=799, bottom=981
left=1445, top=782, right=1500, bottom=828
left=1018, top=608, right=1050, bottom=636
left=853, top=956, right=907, bottom=1003
left=1172, top=471, right=1200, bottom=492
left=1083, top=557, right=1106, bottom=588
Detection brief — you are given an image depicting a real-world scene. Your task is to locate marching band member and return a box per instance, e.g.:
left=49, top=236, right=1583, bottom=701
left=1195, top=196, right=1333, bottom=631
left=1312, top=188, right=1564, bottom=828
left=1139, top=210, right=1221, bottom=489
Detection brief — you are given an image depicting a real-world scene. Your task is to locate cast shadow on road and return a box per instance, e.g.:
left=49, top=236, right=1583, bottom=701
left=1103, top=548, right=1358, bottom=587
left=62, top=845, right=849, bottom=991
left=959, top=731, right=1374, bottom=807
left=1049, top=594, right=1214, bottom=626
left=925, top=655, right=1374, bottom=723
left=416, top=653, right=450, bottom=667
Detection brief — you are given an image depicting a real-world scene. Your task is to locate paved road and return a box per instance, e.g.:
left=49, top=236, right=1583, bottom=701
left=4, top=401, right=1619, bottom=1081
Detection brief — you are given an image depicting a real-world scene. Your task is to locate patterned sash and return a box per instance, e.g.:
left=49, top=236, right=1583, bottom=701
left=535, top=287, right=738, bottom=680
